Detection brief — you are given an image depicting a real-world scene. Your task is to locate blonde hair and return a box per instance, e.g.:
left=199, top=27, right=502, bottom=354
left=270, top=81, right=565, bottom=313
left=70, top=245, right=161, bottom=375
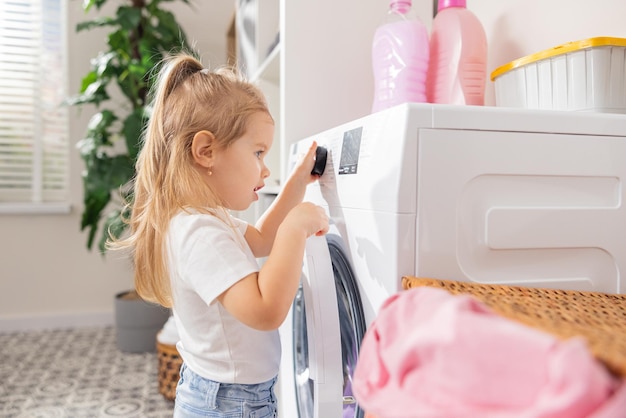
left=111, top=52, right=270, bottom=307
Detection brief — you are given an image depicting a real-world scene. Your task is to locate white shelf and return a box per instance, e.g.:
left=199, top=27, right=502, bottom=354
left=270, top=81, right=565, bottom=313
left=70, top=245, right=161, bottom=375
left=251, top=42, right=280, bottom=84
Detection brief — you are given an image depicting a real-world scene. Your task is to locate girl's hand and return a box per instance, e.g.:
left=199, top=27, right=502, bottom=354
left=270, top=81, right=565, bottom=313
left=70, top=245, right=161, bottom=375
left=283, top=202, right=329, bottom=238
left=249, top=142, right=325, bottom=258
left=289, top=141, right=321, bottom=188
left=223, top=201, right=329, bottom=331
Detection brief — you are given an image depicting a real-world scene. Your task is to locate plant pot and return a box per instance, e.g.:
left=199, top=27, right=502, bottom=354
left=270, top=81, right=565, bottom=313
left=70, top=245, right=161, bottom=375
left=114, top=290, right=170, bottom=353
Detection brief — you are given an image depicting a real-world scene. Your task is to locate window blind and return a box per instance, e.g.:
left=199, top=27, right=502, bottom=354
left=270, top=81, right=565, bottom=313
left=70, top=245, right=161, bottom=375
left=0, top=0, right=68, bottom=206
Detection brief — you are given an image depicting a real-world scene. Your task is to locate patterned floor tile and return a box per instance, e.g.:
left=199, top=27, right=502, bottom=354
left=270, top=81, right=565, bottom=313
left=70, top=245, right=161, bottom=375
left=0, top=327, right=174, bottom=418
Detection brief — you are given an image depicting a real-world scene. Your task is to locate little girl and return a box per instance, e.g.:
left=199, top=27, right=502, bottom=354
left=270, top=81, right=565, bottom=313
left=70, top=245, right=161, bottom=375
left=113, top=52, right=329, bottom=417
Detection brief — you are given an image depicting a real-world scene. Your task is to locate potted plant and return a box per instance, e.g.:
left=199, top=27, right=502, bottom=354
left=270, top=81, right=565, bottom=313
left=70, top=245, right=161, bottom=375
left=68, top=0, right=196, bottom=352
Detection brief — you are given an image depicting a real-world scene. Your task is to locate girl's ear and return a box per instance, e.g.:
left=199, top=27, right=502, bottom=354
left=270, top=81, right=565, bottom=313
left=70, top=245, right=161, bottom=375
left=191, top=130, right=216, bottom=168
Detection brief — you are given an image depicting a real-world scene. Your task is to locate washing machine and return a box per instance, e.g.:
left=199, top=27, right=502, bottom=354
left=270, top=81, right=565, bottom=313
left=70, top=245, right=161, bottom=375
left=276, top=103, right=626, bottom=418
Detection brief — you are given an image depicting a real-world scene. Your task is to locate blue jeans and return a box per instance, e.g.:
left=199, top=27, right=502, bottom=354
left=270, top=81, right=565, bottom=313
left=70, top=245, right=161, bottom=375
left=174, top=363, right=277, bottom=417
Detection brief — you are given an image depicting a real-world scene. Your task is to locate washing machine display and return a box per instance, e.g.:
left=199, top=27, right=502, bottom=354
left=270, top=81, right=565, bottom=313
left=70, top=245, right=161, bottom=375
left=338, top=127, right=362, bottom=175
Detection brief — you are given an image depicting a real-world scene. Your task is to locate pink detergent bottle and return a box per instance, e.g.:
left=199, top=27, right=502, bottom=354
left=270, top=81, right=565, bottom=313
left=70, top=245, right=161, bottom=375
left=426, top=0, right=487, bottom=105
left=371, top=0, right=429, bottom=113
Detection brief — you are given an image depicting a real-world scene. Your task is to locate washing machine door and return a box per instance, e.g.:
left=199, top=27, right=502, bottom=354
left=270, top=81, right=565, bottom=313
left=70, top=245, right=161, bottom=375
left=294, top=235, right=366, bottom=418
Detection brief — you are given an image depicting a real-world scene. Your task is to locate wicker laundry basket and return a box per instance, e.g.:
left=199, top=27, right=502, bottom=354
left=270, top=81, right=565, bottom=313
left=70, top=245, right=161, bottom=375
left=402, top=276, right=626, bottom=377
left=156, top=336, right=182, bottom=401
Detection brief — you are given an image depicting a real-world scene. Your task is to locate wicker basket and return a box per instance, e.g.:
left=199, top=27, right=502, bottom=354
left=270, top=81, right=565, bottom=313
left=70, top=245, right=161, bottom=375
left=402, top=276, right=626, bottom=377
left=156, top=337, right=182, bottom=401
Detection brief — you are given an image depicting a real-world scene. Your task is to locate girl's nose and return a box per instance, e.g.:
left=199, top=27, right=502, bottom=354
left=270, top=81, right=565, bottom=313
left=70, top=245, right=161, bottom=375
left=262, top=163, right=271, bottom=179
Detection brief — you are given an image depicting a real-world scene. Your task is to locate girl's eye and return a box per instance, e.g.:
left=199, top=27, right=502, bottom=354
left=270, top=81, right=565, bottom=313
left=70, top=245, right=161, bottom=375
left=255, top=150, right=263, bottom=159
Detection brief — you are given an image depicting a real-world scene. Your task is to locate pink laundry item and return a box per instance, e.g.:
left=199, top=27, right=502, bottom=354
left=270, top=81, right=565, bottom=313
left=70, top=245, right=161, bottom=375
left=353, top=286, right=626, bottom=418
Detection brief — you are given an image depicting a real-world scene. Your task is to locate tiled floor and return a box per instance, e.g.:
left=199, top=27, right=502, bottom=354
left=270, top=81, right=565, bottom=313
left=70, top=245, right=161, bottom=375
left=0, top=326, right=174, bottom=418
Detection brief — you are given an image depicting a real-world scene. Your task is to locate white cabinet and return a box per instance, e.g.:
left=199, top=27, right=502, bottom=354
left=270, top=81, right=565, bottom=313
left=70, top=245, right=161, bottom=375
left=234, top=0, right=434, bottom=221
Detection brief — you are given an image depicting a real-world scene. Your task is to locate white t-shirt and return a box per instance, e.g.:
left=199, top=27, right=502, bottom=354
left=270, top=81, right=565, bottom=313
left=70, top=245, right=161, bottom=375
left=167, top=209, right=280, bottom=384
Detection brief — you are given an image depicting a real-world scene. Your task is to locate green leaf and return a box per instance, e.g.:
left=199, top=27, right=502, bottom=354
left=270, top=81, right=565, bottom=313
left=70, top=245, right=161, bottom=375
left=79, top=71, right=99, bottom=93
left=76, top=111, right=117, bottom=161
left=99, top=208, right=127, bottom=253
left=88, top=109, right=117, bottom=131
left=76, top=16, right=117, bottom=32
left=123, top=109, right=146, bottom=161
left=150, top=9, right=184, bottom=45
left=116, top=6, right=142, bottom=31
left=82, top=0, right=109, bottom=12
left=80, top=153, right=134, bottom=250
left=69, top=78, right=111, bottom=107
left=82, top=0, right=94, bottom=12
left=80, top=166, right=111, bottom=250
left=91, top=51, right=118, bottom=77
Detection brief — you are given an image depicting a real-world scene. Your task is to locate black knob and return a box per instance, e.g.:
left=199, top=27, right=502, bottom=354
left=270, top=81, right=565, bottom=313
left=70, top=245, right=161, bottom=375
left=311, top=146, right=328, bottom=176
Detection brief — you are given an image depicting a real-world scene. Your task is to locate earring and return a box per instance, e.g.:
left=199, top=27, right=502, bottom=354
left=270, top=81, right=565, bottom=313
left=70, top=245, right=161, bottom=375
left=208, top=167, right=213, bottom=176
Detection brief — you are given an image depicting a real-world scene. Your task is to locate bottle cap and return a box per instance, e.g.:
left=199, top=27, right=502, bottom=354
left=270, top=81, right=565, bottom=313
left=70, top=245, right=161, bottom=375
left=438, top=0, right=466, bottom=11
left=390, top=0, right=412, bottom=12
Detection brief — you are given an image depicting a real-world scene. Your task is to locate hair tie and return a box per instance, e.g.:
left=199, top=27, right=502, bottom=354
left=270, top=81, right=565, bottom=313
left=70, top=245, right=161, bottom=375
left=200, top=68, right=209, bottom=75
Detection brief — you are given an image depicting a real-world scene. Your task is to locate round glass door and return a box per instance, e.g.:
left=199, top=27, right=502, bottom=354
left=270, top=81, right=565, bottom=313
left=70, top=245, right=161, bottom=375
left=293, top=237, right=366, bottom=418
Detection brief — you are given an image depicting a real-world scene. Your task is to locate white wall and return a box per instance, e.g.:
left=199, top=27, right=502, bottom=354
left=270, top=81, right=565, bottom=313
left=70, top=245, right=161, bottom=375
left=0, top=1, right=234, bottom=332
left=1, top=0, right=625, bottom=331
